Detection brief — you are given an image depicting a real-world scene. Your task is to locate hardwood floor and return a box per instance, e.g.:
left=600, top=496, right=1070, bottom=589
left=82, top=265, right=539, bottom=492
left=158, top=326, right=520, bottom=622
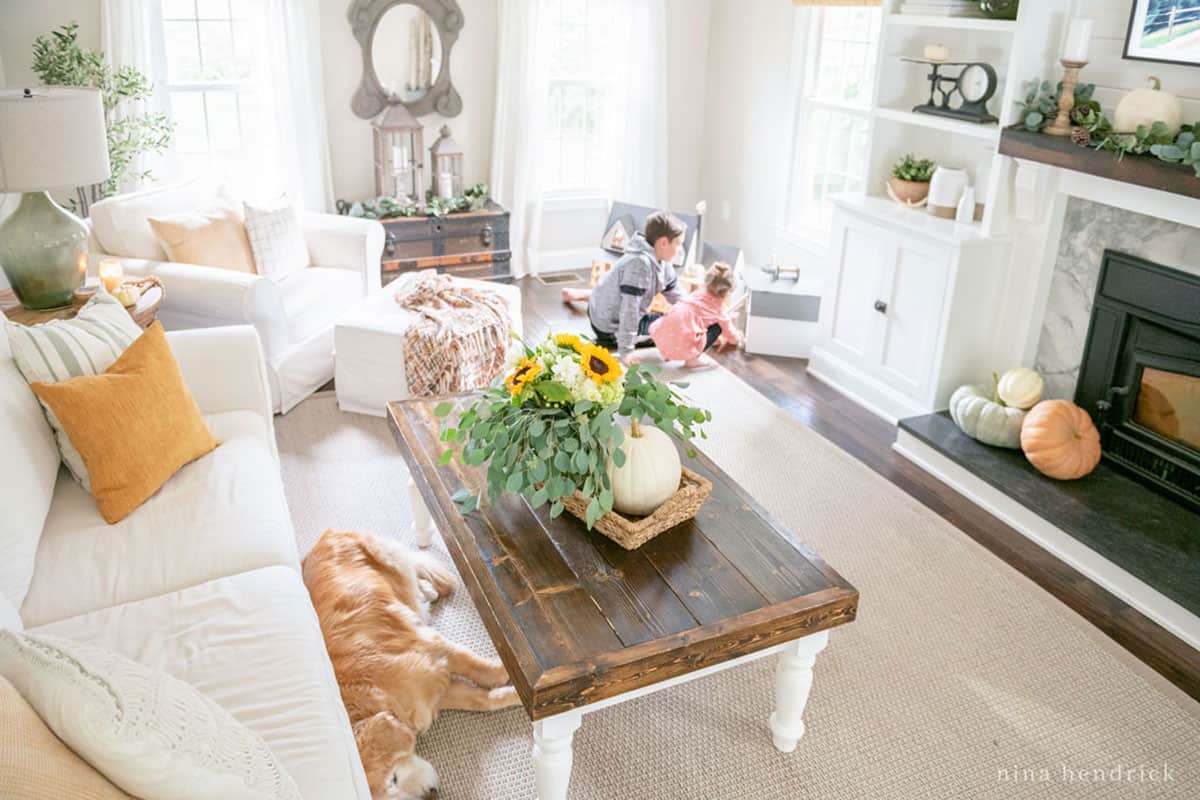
left=515, top=272, right=1200, bottom=701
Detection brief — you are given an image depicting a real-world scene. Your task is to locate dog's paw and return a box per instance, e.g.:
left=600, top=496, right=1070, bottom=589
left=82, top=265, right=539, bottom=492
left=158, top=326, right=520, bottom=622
left=487, top=686, right=522, bottom=709
left=417, top=578, right=439, bottom=602
left=382, top=754, right=439, bottom=800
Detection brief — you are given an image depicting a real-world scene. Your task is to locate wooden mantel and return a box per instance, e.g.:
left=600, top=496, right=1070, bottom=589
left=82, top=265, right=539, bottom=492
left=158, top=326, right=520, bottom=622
left=999, top=126, right=1200, bottom=201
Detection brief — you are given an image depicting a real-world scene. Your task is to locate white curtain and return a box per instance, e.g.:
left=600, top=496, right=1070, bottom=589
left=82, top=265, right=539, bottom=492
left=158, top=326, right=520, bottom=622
left=603, top=0, right=668, bottom=209
left=490, top=0, right=550, bottom=278
left=101, top=0, right=174, bottom=192
left=252, top=0, right=335, bottom=212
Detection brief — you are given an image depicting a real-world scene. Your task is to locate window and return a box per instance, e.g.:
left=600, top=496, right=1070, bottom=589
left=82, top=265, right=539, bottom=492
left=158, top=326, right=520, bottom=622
left=540, top=0, right=615, bottom=195
left=161, top=0, right=259, bottom=190
left=786, top=7, right=882, bottom=241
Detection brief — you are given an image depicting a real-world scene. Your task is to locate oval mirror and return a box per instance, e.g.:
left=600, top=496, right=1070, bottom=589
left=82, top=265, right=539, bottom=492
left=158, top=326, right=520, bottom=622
left=372, top=5, right=443, bottom=104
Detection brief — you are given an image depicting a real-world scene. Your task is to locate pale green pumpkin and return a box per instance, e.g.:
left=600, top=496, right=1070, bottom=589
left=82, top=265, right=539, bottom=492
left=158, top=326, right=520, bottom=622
left=949, top=373, right=1027, bottom=449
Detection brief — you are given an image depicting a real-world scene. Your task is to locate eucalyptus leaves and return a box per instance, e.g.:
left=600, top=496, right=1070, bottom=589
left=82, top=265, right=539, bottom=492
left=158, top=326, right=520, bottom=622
left=433, top=333, right=711, bottom=528
left=338, top=182, right=491, bottom=220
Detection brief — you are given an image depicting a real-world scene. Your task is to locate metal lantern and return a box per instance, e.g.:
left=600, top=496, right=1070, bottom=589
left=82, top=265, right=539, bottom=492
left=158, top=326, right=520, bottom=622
left=428, top=124, right=464, bottom=200
left=372, top=104, right=425, bottom=203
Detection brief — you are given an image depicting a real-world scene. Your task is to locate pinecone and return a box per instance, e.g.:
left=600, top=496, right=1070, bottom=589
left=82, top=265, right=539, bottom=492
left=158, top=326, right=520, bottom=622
left=1071, top=127, right=1091, bottom=147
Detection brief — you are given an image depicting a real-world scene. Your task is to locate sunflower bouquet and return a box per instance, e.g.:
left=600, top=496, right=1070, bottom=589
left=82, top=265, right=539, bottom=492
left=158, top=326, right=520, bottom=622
left=433, top=332, right=711, bottom=528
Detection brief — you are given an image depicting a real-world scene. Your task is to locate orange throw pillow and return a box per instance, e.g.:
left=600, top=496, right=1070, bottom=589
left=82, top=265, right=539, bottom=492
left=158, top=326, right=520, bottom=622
left=147, top=205, right=257, bottom=273
left=31, top=323, right=219, bottom=524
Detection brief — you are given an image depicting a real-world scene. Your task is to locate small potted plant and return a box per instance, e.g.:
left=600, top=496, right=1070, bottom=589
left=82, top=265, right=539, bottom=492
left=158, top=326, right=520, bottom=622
left=888, top=154, right=936, bottom=207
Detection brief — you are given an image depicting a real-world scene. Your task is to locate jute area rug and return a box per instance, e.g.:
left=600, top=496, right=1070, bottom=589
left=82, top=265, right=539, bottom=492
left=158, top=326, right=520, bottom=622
left=275, top=367, right=1199, bottom=800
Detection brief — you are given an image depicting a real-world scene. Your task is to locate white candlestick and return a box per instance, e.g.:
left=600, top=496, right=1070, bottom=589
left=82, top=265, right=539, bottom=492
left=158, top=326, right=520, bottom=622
left=392, top=145, right=404, bottom=169
left=1063, top=17, right=1093, bottom=62
left=439, top=172, right=454, bottom=200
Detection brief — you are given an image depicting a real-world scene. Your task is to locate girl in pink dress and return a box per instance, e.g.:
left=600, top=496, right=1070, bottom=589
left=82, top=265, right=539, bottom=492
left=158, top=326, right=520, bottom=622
left=646, top=262, right=740, bottom=368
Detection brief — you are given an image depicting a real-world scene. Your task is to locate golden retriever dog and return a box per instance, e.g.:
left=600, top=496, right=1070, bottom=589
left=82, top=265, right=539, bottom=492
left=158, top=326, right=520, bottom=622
left=302, top=529, right=520, bottom=800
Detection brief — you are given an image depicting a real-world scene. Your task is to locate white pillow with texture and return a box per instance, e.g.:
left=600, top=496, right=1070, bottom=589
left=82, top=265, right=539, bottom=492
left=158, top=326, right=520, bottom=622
left=0, top=631, right=300, bottom=800
left=6, top=290, right=145, bottom=491
left=0, top=323, right=60, bottom=610
left=0, top=594, right=22, bottom=632
left=243, top=200, right=309, bottom=281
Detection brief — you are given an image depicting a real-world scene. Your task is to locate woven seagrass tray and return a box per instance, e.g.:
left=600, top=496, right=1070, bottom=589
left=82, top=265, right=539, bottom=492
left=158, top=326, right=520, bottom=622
left=562, top=467, right=713, bottom=550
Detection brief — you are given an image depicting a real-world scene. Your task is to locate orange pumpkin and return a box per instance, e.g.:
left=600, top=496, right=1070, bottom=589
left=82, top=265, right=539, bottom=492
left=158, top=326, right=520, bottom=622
left=1020, top=400, right=1102, bottom=480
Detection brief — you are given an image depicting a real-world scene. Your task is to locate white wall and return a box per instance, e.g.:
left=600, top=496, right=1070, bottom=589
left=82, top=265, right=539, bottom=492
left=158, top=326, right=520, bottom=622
left=0, top=0, right=103, bottom=87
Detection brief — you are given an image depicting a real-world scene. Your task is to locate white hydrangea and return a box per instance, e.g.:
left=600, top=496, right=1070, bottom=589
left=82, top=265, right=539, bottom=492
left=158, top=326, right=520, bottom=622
left=549, top=353, right=602, bottom=403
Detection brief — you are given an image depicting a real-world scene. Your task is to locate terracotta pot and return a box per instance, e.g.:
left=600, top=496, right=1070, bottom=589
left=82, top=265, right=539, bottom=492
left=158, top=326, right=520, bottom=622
left=888, top=177, right=930, bottom=206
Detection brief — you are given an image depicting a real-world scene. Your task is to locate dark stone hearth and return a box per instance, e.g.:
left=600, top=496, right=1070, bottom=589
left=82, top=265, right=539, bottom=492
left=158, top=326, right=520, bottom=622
left=899, top=412, right=1200, bottom=617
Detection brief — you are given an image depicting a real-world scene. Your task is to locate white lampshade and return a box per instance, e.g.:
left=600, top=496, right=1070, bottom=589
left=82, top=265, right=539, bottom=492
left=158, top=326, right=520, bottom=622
left=0, top=87, right=111, bottom=192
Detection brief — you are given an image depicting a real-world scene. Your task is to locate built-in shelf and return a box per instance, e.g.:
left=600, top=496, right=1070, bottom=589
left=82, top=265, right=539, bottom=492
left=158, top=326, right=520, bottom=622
left=998, top=126, right=1200, bottom=201
left=830, top=194, right=999, bottom=247
left=888, top=14, right=1016, bottom=33
left=873, top=107, right=1001, bottom=143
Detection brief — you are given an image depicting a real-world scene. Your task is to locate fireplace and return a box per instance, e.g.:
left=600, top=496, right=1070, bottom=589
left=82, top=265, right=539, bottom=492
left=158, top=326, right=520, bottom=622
left=1075, top=251, right=1200, bottom=511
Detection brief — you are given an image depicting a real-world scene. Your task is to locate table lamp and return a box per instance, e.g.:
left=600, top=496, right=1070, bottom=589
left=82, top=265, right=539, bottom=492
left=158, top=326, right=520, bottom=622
left=0, top=87, right=111, bottom=309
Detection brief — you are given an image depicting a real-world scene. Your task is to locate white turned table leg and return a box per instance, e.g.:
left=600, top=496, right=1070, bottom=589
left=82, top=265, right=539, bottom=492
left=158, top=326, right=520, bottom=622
left=532, top=711, right=582, bottom=800
left=407, top=475, right=435, bottom=548
left=768, top=630, right=829, bottom=753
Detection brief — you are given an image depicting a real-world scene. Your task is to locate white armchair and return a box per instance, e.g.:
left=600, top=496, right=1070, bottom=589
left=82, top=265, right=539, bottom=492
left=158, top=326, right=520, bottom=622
left=87, top=180, right=384, bottom=413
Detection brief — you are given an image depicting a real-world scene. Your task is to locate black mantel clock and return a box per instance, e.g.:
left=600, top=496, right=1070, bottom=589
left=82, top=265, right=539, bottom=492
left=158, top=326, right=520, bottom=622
left=902, top=58, right=999, bottom=124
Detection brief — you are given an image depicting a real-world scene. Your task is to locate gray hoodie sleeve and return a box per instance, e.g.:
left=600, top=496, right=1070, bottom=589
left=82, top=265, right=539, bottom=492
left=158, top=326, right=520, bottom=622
left=616, top=257, right=653, bottom=355
left=661, top=262, right=682, bottom=304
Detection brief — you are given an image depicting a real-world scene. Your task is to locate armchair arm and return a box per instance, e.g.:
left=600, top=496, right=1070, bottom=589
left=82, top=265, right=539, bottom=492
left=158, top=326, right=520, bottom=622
left=167, top=326, right=275, bottom=453
left=301, top=213, right=384, bottom=293
left=98, top=256, right=291, bottom=361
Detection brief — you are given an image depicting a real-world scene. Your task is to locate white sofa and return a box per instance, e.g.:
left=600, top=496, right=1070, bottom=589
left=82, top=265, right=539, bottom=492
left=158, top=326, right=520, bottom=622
left=0, top=323, right=371, bottom=799
left=86, top=181, right=385, bottom=414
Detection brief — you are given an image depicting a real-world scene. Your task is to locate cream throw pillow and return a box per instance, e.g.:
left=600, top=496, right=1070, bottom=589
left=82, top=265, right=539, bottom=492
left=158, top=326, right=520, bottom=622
left=6, top=290, right=145, bottom=491
left=0, top=631, right=301, bottom=800
left=243, top=200, right=309, bottom=281
left=148, top=204, right=257, bottom=273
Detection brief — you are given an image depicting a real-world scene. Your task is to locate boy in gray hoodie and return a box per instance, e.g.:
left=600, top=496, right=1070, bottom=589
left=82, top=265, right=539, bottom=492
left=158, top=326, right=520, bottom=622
left=588, top=211, right=685, bottom=360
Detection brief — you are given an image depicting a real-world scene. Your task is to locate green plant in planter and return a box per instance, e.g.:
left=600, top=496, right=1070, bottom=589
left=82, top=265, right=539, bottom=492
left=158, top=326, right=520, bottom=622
left=1149, top=124, right=1200, bottom=177
left=433, top=332, right=711, bottom=528
left=1018, top=78, right=1097, bottom=131
left=891, top=154, right=936, bottom=182
left=31, top=22, right=173, bottom=212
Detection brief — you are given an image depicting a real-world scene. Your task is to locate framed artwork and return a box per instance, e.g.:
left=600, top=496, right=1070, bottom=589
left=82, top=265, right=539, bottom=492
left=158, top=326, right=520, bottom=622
left=1123, top=0, right=1200, bottom=66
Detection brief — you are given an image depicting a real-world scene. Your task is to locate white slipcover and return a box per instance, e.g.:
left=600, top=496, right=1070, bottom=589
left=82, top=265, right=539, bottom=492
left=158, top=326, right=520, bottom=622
left=31, top=566, right=371, bottom=800
left=334, top=274, right=524, bottom=417
left=88, top=183, right=385, bottom=413
left=0, top=593, right=22, bottom=632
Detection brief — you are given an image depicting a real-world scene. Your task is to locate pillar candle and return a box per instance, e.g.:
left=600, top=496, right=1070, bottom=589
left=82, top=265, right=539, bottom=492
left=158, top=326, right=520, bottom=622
left=1063, top=18, right=1093, bottom=62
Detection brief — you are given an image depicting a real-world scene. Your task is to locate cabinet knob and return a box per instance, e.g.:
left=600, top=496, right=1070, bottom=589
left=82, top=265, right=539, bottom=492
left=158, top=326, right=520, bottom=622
left=873, top=300, right=888, bottom=314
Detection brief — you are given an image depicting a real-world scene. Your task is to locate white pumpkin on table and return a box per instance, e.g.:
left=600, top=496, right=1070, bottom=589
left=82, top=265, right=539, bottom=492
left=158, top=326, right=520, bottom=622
left=1115, top=77, right=1182, bottom=137
left=608, top=417, right=681, bottom=517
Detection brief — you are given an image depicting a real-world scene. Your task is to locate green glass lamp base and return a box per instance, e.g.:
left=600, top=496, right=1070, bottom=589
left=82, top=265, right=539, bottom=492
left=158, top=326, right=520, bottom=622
left=0, top=191, right=89, bottom=310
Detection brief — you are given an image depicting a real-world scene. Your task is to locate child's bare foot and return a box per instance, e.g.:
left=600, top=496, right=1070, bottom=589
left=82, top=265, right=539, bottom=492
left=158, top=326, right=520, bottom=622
left=682, top=354, right=716, bottom=369
left=561, top=287, right=591, bottom=304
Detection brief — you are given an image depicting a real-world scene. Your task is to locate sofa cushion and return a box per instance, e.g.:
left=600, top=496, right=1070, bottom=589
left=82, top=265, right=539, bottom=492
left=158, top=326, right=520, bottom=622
left=0, top=630, right=301, bottom=800
left=148, top=204, right=257, bottom=274
left=278, top=267, right=364, bottom=345
left=0, top=675, right=134, bottom=799
left=32, top=567, right=371, bottom=800
left=20, top=410, right=298, bottom=628
left=0, top=325, right=59, bottom=610
left=90, top=179, right=217, bottom=261
left=6, top=290, right=146, bottom=490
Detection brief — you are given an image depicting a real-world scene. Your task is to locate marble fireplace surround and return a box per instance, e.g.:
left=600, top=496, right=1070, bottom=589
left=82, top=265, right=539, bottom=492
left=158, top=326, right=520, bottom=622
left=1033, top=198, right=1200, bottom=401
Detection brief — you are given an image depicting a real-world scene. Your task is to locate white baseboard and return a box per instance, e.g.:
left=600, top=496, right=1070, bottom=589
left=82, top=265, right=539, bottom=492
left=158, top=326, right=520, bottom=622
left=806, top=347, right=928, bottom=424
left=893, top=429, right=1200, bottom=652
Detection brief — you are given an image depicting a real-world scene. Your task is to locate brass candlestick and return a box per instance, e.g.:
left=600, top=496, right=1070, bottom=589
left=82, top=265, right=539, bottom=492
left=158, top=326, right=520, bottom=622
left=1045, top=59, right=1088, bottom=136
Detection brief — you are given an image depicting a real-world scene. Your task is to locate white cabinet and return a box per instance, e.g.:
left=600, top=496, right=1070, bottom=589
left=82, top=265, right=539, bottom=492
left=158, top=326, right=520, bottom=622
left=809, top=195, right=1010, bottom=423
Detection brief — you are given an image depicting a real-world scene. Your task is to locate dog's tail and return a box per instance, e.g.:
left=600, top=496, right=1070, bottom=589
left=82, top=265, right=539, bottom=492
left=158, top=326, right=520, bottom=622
left=412, top=551, right=458, bottom=598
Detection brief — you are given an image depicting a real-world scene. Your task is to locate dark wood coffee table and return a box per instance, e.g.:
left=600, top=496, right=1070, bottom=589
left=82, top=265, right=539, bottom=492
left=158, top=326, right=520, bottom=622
left=388, top=399, right=859, bottom=800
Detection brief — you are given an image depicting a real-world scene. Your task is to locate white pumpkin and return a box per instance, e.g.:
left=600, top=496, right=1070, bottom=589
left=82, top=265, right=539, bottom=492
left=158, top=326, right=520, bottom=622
left=997, top=367, right=1044, bottom=410
left=1115, top=76, right=1182, bottom=137
left=608, top=418, right=681, bottom=516
left=949, top=378, right=1026, bottom=449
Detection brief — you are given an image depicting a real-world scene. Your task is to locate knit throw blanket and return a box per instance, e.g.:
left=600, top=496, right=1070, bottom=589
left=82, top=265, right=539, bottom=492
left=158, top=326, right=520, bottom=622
left=394, top=273, right=511, bottom=397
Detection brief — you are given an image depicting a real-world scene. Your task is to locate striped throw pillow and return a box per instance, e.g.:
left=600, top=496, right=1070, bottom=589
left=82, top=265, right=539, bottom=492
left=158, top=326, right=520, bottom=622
left=6, top=290, right=144, bottom=490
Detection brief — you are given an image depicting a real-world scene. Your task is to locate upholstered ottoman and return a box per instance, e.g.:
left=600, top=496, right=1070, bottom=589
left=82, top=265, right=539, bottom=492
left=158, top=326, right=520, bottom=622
left=334, top=274, right=522, bottom=417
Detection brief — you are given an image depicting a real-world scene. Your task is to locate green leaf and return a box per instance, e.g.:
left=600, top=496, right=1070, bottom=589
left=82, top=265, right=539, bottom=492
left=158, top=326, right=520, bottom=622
left=573, top=400, right=594, bottom=415
left=687, top=448, right=698, bottom=458
left=535, top=381, right=571, bottom=403
left=599, top=488, right=613, bottom=512
left=612, top=447, right=626, bottom=468
left=451, top=488, right=471, bottom=503
left=505, top=471, right=524, bottom=494
left=434, top=401, right=453, bottom=417
left=573, top=450, right=589, bottom=472
left=461, top=494, right=479, bottom=514
left=531, top=487, right=548, bottom=507
left=585, top=497, right=603, bottom=528
left=554, top=450, right=573, bottom=472
left=439, top=449, right=454, bottom=465
left=529, top=419, right=546, bottom=437
left=530, top=459, right=548, bottom=482
left=561, top=437, right=579, bottom=453
left=550, top=500, right=565, bottom=518
left=465, top=448, right=488, bottom=467
left=440, top=427, right=459, bottom=442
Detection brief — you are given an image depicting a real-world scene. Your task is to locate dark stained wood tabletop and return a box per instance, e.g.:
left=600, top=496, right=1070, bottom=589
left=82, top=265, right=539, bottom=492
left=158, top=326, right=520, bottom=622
left=388, top=398, right=859, bottom=720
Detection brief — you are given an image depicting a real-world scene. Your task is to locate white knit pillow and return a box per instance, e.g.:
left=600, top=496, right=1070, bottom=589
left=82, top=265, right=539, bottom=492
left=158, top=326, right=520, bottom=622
left=243, top=201, right=309, bottom=281
left=0, top=631, right=300, bottom=800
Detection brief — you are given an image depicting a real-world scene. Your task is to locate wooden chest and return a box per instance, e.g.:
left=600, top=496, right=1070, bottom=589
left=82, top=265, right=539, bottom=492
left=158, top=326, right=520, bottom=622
left=380, top=200, right=512, bottom=284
